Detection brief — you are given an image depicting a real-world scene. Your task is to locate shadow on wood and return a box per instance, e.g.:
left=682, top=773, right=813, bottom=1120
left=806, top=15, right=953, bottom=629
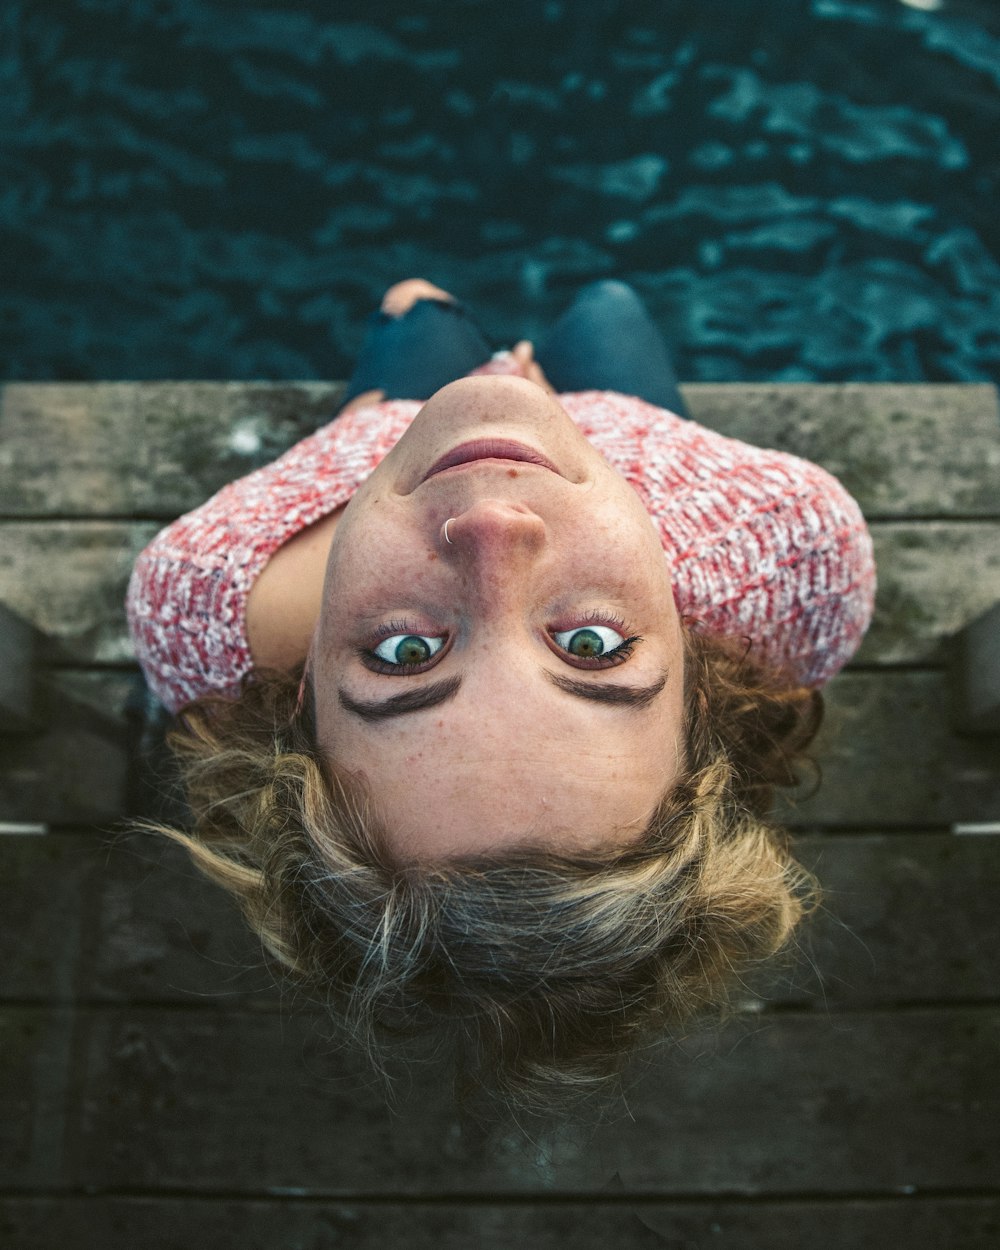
left=949, top=600, right=1000, bottom=736
left=0, top=603, right=42, bottom=735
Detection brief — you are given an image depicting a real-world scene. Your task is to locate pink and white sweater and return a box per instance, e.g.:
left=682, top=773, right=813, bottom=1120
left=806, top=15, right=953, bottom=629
left=126, top=360, right=876, bottom=713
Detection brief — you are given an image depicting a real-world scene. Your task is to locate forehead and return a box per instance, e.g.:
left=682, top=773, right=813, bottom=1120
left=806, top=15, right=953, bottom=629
left=320, top=663, right=684, bottom=859
left=344, top=732, right=673, bottom=860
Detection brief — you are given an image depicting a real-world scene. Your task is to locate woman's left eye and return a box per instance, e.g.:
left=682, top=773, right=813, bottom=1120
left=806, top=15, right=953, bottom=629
left=372, top=634, right=445, bottom=666
left=552, top=624, right=633, bottom=661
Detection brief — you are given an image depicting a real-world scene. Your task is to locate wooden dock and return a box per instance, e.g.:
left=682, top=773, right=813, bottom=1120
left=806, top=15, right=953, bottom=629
left=2, top=382, right=999, bottom=1248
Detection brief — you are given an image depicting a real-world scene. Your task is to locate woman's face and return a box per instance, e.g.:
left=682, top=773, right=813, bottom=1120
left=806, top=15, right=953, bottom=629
left=310, top=375, right=686, bottom=861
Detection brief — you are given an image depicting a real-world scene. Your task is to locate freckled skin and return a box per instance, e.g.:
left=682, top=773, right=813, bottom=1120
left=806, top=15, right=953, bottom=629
left=310, top=375, right=686, bottom=860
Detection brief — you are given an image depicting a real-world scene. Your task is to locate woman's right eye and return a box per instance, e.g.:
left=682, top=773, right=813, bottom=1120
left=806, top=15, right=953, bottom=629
left=372, top=634, right=445, bottom=666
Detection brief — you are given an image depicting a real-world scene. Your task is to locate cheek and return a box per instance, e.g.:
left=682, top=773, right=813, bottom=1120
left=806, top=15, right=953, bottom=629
left=331, top=510, right=415, bottom=583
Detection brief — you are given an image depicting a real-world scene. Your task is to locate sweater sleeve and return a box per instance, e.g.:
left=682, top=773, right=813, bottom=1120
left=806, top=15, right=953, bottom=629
left=125, top=399, right=421, bottom=713
left=674, top=456, right=876, bottom=687
left=557, top=391, right=876, bottom=689
left=128, top=375, right=875, bottom=711
left=126, top=355, right=530, bottom=712
left=650, top=424, right=876, bottom=688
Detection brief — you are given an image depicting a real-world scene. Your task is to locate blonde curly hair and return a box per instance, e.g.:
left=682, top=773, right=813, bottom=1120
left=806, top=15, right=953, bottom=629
left=149, top=626, right=822, bottom=1115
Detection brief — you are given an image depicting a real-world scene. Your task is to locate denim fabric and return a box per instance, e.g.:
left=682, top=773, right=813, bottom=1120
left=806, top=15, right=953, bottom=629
left=340, top=298, right=492, bottom=405
left=534, top=281, right=689, bottom=417
left=341, top=281, right=688, bottom=416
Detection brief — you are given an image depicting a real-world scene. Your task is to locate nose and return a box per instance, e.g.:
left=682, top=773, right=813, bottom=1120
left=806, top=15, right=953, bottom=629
left=440, top=500, right=545, bottom=594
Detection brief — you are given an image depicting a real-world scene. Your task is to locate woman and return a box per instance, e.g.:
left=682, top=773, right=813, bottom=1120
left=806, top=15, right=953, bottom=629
left=127, top=278, right=875, bottom=1112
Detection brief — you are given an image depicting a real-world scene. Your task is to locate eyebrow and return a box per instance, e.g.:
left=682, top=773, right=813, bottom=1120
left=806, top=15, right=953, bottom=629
left=337, top=670, right=667, bottom=722
left=545, top=670, right=668, bottom=710
left=338, top=676, right=463, bottom=722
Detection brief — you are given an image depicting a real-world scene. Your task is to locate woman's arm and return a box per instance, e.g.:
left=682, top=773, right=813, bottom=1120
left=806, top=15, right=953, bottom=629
left=126, top=399, right=422, bottom=712
left=244, top=508, right=341, bottom=671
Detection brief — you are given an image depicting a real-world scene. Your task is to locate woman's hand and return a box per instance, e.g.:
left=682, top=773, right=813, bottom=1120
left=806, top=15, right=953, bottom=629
left=512, top=340, right=556, bottom=393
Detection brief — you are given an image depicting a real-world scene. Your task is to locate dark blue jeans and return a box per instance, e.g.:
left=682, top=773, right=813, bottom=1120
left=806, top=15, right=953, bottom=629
left=340, top=279, right=689, bottom=418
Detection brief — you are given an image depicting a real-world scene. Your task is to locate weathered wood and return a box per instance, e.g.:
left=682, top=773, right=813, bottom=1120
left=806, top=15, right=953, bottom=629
left=862, top=523, right=1000, bottom=664
left=0, top=522, right=155, bottom=664
left=0, top=1008, right=76, bottom=1189
left=2, top=669, right=998, bottom=827
left=1, top=383, right=997, bottom=520
left=0, top=835, right=94, bottom=1001
left=0, top=603, right=38, bottom=732
left=950, top=600, right=1000, bottom=734
left=691, top=383, right=1000, bottom=519
left=4, top=831, right=998, bottom=1010
left=777, top=671, right=1000, bottom=829
left=755, top=831, right=1000, bottom=1007
left=0, top=670, right=138, bottom=824
left=4, top=519, right=1000, bottom=667
left=0, top=382, right=343, bottom=519
left=0, top=831, right=271, bottom=1005
left=2, top=1004, right=992, bottom=1194
left=1, top=1195, right=997, bottom=1250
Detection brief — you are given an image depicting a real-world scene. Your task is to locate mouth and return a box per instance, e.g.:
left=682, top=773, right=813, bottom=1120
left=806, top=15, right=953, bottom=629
left=422, top=439, right=561, bottom=482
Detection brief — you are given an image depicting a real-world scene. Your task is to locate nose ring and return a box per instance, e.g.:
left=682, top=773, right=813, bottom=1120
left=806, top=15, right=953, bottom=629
left=443, top=517, right=455, bottom=545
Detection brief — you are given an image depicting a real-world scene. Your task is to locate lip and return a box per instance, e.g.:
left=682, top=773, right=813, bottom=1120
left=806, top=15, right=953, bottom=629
left=422, top=439, right=562, bottom=483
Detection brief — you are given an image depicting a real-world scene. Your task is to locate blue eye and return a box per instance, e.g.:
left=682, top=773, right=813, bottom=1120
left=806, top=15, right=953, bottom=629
left=372, top=634, right=445, bottom=666
left=553, top=624, right=628, bottom=659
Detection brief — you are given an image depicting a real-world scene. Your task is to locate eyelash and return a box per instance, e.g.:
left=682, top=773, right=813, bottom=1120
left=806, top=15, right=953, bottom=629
left=558, top=611, right=641, bottom=668
left=358, top=619, right=441, bottom=675
left=570, top=636, right=640, bottom=668
left=358, top=612, right=642, bottom=674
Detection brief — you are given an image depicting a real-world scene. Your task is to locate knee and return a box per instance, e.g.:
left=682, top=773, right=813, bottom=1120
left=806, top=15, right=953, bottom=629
left=575, top=279, right=644, bottom=311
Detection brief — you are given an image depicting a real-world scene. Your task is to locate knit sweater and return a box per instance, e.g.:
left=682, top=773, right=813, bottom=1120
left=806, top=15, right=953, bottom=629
left=126, top=359, right=876, bottom=713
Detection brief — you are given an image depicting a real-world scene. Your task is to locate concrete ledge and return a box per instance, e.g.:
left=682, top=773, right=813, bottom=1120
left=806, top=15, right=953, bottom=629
left=1, top=382, right=997, bottom=519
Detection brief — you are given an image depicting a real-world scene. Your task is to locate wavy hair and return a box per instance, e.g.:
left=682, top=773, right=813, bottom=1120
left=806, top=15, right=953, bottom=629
left=148, top=626, right=822, bottom=1115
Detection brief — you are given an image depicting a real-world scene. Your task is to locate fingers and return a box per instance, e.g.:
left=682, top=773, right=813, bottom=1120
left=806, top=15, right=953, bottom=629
left=513, top=341, right=555, bottom=393
left=512, top=339, right=535, bottom=365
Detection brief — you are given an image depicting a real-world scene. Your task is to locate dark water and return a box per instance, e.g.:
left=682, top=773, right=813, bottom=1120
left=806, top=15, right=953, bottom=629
left=2, top=0, right=998, bottom=384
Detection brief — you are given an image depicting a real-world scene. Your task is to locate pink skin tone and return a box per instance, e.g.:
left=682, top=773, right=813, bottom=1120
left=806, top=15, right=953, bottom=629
left=309, top=373, right=687, bottom=862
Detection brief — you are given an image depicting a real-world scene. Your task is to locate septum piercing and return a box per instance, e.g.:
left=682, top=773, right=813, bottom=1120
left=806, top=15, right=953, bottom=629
left=443, top=517, right=455, bottom=545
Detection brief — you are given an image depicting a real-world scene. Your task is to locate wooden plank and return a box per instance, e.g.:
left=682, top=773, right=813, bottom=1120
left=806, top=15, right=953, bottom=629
left=0, top=522, right=155, bottom=665
left=9, top=1005, right=990, bottom=1194
left=0, top=603, right=38, bottom=731
left=862, top=522, right=1000, bottom=665
left=0, top=671, right=137, bottom=825
left=951, top=601, right=1000, bottom=734
left=0, top=835, right=94, bottom=1001
left=0, top=1008, right=76, bottom=1189
left=4, top=519, right=1000, bottom=667
left=756, top=832, right=1000, bottom=1007
left=778, top=671, right=1000, bottom=829
left=2, top=1196, right=997, bottom=1250
left=1, top=669, right=998, bottom=828
left=62, top=831, right=271, bottom=1005
left=1, top=383, right=997, bottom=520
left=0, top=382, right=342, bottom=519
left=3, top=832, right=997, bottom=1010
left=690, top=382, right=1000, bottom=519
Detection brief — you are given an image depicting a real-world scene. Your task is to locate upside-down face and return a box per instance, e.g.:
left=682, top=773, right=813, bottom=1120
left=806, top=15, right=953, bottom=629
left=309, top=375, right=686, bottom=861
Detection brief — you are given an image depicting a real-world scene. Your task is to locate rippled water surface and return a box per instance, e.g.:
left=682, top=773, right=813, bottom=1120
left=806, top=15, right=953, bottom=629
left=3, top=0, right=998, bottom=383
